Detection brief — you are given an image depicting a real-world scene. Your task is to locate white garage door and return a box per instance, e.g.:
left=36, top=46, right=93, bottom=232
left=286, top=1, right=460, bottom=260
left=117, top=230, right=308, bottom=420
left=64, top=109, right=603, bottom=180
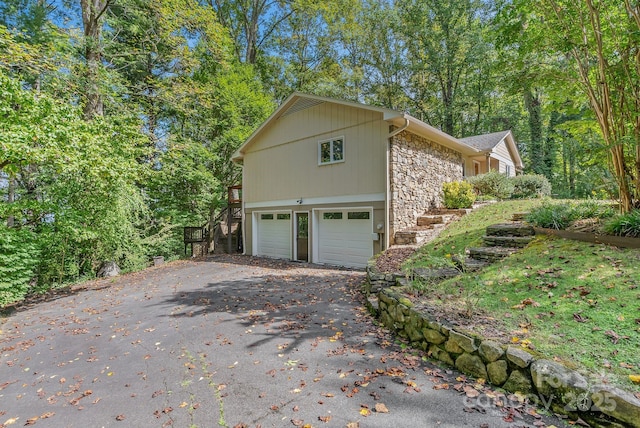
left=318, top=209, right=373, bottom=268
left=256, top=212, right=292, bottom=259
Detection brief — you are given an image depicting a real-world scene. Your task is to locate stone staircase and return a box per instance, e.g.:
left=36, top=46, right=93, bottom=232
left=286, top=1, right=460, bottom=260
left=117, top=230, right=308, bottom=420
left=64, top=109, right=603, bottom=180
left=413, top=213, right=535, bottom=283
left=394, top=209, right=470, bottom=246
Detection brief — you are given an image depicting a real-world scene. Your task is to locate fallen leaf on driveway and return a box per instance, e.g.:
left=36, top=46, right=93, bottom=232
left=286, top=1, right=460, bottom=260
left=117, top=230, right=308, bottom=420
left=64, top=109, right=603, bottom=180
left=463, top=385, right=480, bottom=398
left=318, top=415, right=332, bottom=422
left=374, top=403, right=389, bottom=413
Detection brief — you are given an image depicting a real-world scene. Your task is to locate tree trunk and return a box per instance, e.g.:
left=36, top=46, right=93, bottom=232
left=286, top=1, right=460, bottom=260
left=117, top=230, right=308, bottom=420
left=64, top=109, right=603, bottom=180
left=80, top=0, right=110, bottom=120
left=524, top=88, right=544, bottom=174
left=7, top=175, right=15, bottom=227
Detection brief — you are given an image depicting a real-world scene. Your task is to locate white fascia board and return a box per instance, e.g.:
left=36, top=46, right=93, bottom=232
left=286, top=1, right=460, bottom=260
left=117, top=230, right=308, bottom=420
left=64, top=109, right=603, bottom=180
left=245, top=193, right=385, bottom=210
left=400, top=114, right=480, bottom=156
left=504, top=131, right=524, bottom=168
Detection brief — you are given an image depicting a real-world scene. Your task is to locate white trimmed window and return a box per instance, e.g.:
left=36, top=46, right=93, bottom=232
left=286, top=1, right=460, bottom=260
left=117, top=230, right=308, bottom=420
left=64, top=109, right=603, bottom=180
left=318, top=137, right=344, bottom=165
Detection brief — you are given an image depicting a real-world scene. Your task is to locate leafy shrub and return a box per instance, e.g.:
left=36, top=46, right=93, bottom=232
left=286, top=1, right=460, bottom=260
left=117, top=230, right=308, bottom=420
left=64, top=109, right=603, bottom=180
left=526, top=202, right=577, bottom=229
left=510, top=174, right=551, bottom=199
left=604, top=210, right=640, bottom=237
left=442, top=181, right=476, bottom=209
left=573, top=200, right=615, bottom=220
left=467, top=171, right=513, bottom=199
left=527, top=200, right=616, bottom=230
left=0, top=226, right=40, bottom=307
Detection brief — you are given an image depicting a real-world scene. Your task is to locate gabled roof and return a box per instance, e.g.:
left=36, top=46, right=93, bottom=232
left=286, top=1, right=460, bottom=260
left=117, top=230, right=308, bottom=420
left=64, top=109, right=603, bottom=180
left=232, top=93, right=486, bottom=161
left=460, top=130, right=523, bottom=170
left=232, top=93, right=401, bottom=162
left=459, top=130, right=511, bottom=151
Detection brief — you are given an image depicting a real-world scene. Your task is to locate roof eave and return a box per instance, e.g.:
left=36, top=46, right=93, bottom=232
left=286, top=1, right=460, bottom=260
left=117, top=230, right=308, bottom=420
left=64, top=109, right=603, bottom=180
left=504, top=131, right=524, bottom=169
left=399, top=115, right=480, bottom=156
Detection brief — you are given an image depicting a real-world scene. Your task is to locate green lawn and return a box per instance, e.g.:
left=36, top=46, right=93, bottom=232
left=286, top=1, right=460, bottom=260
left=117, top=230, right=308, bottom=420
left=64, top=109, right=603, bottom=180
left=403, top=200, right=640, bottom=392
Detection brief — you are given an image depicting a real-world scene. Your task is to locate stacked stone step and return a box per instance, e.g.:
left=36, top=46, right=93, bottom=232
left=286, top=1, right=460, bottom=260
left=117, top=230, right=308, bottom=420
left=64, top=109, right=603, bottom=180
left=395, top=212, right=462, bottom=245
left=468, top=222, right=535, bottom=262
left=412, top=267, right=460, bottom=283
left=511, top=212, right=529, bottom=221
left=468, top=246, right=519, bottom=262
left=452, top=254, right=489, bottom=272
left=416, top=215, right=444, bottom=226
left=394, top=228, right=431, bottom=245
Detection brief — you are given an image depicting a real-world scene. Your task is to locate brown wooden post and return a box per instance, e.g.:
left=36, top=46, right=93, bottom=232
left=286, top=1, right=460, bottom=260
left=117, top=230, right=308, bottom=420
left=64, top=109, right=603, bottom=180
left=227, top=205, right=232, bottom=254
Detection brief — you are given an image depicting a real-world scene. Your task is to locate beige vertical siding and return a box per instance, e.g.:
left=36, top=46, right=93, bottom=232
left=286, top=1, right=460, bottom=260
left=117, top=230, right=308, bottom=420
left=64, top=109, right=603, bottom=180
left=494, top=140, right=511, bottom=159
left=494, top=141, right=516, bottom=176
left=243, top=102, right=388, bottom=203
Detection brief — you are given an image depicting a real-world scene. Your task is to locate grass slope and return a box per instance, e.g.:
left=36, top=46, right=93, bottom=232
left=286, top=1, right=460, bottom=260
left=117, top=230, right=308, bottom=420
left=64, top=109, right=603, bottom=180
left=404, top=200, right=640, bottom=392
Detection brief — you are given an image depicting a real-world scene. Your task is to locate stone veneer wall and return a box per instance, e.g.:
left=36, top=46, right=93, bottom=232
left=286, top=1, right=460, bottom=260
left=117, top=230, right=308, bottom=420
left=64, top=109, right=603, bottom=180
left=363, top=264, right=640, bottom=427
left=389, top=131, right=463, bottom=243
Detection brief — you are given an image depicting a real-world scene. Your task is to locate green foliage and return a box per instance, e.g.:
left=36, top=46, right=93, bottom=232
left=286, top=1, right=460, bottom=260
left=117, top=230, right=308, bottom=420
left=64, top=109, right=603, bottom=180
left=467, top=170, right=513, bottom=199
left=1, top=14, right=273, bottom=304
left=0, top=226, right=40, bottom=306
left=604, top=210, right=640, bottom=238
left=442, top=180, right=476, bottom=209
left=510, top=174, right=551, bottom=199
left=526, top=202, right=576, bottom=230
left=526, top=200, right=615, bottom=230
left=1, top=69, right=152, bottom=288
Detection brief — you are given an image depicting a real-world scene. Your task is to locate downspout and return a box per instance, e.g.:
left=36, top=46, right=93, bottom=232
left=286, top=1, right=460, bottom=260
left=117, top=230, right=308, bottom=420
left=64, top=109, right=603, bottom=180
left=386, top=117, right=410, bottom=250
left=240, top=160, right=247, bottom=255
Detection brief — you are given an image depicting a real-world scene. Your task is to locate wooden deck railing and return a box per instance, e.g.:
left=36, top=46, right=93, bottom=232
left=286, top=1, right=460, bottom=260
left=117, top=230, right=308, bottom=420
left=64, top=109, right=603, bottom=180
left=183, top=185, right=242, bottom=255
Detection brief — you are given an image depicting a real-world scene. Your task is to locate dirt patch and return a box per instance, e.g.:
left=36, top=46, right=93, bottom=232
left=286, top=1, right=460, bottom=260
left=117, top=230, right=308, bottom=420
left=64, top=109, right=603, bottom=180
left=374, top=247, right=416, bottom=273
left=410, top=297, right=510, bottom=342
left=565, top=218, right=604, bottom=234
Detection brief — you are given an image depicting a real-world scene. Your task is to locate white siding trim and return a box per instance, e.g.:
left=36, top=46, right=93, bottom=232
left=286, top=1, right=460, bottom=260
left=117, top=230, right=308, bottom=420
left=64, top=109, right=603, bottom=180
left=245, top=193, right=385, bottom=209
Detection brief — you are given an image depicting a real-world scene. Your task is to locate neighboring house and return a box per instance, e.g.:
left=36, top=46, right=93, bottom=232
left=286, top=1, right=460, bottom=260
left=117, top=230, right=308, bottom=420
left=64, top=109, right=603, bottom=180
left=460, top=130, right=523, bottom=178
left=232, top=93, right=523, bottom=268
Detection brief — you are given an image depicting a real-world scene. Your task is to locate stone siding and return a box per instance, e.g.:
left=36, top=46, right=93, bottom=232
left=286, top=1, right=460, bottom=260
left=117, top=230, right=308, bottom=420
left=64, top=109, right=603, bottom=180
left=389, top=131, right=463, bottom=243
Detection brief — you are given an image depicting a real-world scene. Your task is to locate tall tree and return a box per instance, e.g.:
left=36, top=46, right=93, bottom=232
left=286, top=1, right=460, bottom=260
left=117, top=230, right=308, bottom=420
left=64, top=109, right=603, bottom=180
left=209, top=0, right=296, bottom=64
left=80, top=0, right=110, bottom=119
left=511, top=0, right=640, bottom=211
left=104, top=0, right=225, bottom=147
left=399, top=0, right=492, bottom=135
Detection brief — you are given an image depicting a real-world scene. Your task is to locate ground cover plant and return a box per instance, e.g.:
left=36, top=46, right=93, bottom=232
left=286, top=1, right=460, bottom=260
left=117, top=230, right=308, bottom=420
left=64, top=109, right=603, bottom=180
left=403, top=200, right=640, bottom=393
left=526, top=200, right=616, bottom=231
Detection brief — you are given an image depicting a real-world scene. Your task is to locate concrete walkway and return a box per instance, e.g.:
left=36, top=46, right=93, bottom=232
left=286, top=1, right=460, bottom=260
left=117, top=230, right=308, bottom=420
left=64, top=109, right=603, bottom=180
left=0, top=256, right=568, bottom=427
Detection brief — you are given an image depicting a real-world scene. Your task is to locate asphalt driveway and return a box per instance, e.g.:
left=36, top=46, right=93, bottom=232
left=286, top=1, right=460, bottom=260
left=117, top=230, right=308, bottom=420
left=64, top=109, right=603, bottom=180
left=0, top=255, right=567, bottom=427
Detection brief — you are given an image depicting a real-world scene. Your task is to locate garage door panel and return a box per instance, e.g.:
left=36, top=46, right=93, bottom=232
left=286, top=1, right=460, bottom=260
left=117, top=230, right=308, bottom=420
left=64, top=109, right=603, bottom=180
left=318, top=210, right=372, bottom=268
left=256, top=213, right=291, bottom=259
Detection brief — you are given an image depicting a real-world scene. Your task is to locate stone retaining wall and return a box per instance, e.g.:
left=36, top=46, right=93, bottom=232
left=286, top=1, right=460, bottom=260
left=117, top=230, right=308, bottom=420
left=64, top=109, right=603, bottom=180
left=364, top=271, right=640, bottom=427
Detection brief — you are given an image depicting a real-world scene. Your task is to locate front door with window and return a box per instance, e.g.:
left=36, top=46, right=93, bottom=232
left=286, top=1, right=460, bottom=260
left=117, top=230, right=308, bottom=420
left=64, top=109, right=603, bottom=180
left=295, top=212, right=309, bottom=262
